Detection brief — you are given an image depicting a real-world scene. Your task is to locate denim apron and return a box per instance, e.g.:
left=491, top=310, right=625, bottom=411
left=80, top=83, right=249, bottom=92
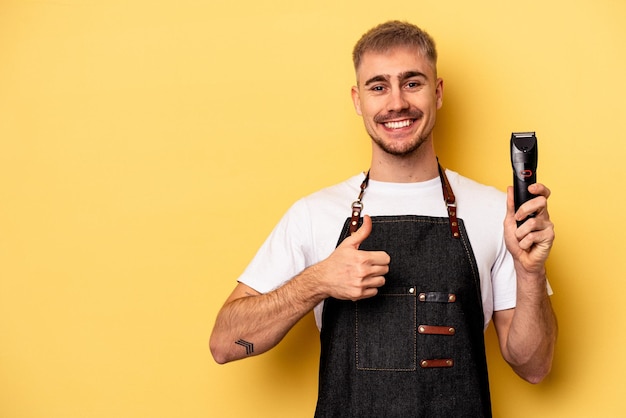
left=314, top=166, right=492, bottom=418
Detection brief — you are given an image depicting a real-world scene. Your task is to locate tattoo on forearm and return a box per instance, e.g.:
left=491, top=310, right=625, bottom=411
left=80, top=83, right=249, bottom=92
left=235, top=339, right=254, bottom=355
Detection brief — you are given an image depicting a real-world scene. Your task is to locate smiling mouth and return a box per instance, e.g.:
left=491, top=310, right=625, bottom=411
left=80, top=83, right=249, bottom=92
left=383, top=119, right=414, bottom=129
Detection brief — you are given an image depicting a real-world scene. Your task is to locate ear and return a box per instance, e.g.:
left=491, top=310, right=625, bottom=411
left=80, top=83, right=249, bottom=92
left=351, top=85, right=363, bottom=116
left=435, top=78, right=444, bottom=110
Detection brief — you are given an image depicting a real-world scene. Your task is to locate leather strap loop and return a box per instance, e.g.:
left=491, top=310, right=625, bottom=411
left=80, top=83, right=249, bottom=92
left=420, top=359, right=454, bottom=368
left=418, top=292, right=457, bottom=303
left=349, top=171, right=370, bottom=235
left=418, top=325, right=456, bottom=335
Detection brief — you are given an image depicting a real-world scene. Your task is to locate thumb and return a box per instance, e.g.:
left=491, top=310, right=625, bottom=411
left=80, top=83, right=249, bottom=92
left=505, top=186, right=516, bottom=219
left=341, top=215, right=372, bottom=249
left=505, top=186, right=517, bottom=228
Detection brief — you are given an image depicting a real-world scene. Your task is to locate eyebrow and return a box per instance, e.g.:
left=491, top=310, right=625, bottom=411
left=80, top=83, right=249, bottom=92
left=363, top=70, right=428, bottom=87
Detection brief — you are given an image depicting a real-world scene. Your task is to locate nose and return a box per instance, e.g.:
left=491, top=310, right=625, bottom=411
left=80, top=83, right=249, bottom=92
left=387, top=88, right=409, bottom=112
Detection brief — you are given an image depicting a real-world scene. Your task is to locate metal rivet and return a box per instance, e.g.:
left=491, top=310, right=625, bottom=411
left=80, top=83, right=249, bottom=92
left=351, top=221, right=357, bottom=226
left=448, top=294, right=456, bottom=302
left=419, top=326, right=425, bottom=333
left=446, top=360, right=453, bottom=366
left=421, top=360, right=428, bottom=367
left=449, top=327, right=455, bottom=334
left=453, top=232, right=460, bottom=237
left=409, top=287, right=415, bottom=294
left=419, top=293, right=426, bottom=301
left=353, top=211, right=359, bottom=216
left=452, top=222, right=457, bottom=226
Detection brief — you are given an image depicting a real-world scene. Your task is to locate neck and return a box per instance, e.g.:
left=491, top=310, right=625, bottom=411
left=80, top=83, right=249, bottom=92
left=368, top=145, right=439, bottom=183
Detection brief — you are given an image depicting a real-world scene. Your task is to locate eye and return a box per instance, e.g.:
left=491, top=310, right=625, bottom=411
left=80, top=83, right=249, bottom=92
left=370, top=85, right=386, bottom=92
left=406, top=81, right=424, bottom=89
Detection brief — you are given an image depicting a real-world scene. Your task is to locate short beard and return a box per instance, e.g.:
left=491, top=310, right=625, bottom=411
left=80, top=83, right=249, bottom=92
left=368, top=109, right=430, bottom=156
left=369, top=132, right=428, bottom=156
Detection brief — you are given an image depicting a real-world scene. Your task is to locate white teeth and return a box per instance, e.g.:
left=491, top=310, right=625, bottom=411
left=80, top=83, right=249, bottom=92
left=384, top=120, right=412, bottom=129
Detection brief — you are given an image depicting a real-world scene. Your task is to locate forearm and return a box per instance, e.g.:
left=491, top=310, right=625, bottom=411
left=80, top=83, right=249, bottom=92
left=502, top=268, right=558, bottom=383
left=210, top=216, right=389, bottom=364
left=210, top=268, right=326, bottom=364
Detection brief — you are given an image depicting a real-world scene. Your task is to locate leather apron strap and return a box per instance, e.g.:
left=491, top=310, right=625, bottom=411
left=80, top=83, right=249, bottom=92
left=349, top=162, right=460, bottom=239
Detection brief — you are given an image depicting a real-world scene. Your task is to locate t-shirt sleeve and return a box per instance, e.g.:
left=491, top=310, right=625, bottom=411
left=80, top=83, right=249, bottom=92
left=491, top=235, right=518, bottom=312
left=237, top=199, right=313, bottom=294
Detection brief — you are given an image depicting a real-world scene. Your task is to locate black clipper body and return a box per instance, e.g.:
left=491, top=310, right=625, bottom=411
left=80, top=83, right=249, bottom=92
left=510, top=132, right=538, bottom=225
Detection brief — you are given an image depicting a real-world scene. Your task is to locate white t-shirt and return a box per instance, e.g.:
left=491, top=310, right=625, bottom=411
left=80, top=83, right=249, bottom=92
left=238, top=170, right=517, bottom=330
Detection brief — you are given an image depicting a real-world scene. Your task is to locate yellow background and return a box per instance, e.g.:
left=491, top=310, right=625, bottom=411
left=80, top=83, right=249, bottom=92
left=1, top=0, right=625, bottom=417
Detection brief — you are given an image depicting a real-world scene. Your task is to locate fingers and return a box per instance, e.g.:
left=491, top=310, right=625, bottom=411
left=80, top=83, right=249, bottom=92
left=528, top=183, right=551, bottom=199
left=514, top=217, right=555, bottom=251
left=354, top=280, right=385, bottom=300
left=504, top=183, right=555, bottom=274
left=507, top=183, right=551, bottom=225
left=345, top=270, right=388, bottom=300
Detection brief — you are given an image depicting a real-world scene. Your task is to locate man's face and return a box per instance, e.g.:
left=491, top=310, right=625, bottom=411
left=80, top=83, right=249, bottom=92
left=351, top=46, right=443, bottom=157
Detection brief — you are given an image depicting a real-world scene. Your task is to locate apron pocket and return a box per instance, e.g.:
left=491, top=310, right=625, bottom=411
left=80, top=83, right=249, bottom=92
left=355, top=286, right=416, bottom=371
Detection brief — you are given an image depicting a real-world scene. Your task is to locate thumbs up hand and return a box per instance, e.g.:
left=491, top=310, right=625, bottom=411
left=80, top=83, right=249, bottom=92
left=311, top=215, right=390, bottom=301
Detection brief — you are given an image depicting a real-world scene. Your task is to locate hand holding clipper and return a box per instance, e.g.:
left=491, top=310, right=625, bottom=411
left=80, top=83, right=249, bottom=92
left=511, top=132, right=538, bottom=226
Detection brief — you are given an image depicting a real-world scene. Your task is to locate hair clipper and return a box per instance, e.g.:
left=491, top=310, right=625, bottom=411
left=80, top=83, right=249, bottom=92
left=510, top=132, right=538, bottom=226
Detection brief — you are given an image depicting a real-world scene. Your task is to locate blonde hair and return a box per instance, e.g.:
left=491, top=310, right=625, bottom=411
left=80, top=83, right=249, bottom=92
left=352, top=21, right=438, bottom=72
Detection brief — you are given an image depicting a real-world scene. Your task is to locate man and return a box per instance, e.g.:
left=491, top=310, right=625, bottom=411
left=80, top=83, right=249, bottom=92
left=210, top=21, right=557, bottom=417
